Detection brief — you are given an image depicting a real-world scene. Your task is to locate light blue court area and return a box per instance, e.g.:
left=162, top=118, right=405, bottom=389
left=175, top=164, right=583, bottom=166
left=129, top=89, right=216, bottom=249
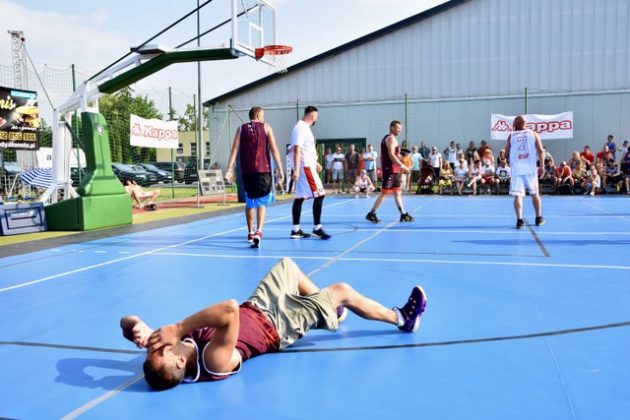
left=1, top=196, right=629, bottom=419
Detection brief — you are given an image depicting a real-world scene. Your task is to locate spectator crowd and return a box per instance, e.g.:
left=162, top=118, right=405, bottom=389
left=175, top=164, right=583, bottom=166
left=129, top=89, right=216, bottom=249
left=317, top=135, right=630, bottom=196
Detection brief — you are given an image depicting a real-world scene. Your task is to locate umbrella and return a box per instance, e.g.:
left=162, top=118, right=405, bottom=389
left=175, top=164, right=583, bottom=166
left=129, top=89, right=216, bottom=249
left=19, top=167, right=53, bottom=189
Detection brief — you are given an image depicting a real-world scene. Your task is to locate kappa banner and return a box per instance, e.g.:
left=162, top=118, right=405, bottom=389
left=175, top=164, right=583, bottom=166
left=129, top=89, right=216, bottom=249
left=490, top=112, right=574, bottom=141
left=129, top=114, right=178, bottom=149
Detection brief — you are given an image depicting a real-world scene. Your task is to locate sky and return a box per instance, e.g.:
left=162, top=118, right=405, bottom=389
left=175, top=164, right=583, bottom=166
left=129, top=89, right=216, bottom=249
left=0, top=0, right=447, bottom=111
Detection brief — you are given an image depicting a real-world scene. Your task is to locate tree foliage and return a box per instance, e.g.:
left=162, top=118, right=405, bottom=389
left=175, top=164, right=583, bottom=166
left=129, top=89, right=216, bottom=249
left=98, top=87, right=163, bottom=163
left=177, top=103, right=208, bottom=131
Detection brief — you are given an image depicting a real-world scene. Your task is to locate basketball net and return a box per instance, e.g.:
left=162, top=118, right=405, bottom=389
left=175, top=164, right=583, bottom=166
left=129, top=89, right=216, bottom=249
left=255, top=45, right=292, bottom=74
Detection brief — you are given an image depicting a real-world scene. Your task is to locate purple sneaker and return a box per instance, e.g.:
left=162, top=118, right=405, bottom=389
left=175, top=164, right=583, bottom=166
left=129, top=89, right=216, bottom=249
left=394, top=286, right=427, bottom=333
left=337, top=306, right=348, bottom=323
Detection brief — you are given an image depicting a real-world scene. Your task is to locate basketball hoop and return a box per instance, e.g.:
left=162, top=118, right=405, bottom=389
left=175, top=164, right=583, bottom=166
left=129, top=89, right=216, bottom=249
left=254, top=45, right=293, bottom=74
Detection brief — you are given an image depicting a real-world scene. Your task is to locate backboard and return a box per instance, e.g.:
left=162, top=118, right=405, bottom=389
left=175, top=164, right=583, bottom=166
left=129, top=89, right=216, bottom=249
left=230, top=0, right=280, bottom=66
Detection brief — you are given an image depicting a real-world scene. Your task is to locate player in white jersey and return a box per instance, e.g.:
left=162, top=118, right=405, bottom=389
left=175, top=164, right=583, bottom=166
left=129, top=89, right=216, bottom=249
left=290, top=106, right=330, bottom=240
left=505, top=115, right=545, bottom=229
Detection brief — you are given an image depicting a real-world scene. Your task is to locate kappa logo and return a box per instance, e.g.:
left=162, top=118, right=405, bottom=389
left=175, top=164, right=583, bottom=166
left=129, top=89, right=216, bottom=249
left=491, top=120, right=512, bottom=132
left=526, top=120, right=572, bottom=133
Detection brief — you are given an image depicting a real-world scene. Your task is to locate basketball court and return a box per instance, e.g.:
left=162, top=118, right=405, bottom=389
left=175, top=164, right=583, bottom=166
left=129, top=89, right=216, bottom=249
left=1, top=195, right=629, bottom=418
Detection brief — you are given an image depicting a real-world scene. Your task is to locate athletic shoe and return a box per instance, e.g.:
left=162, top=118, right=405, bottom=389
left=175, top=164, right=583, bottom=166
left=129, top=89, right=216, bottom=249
left=516, top=219, right=525, bottom=229
left=312, top=228, right=331, bottom=240
left=394, top=286, right=427, bottom=333
left=251, top=230, right=262, bottom=248
left=337, top=306, right=348, bottom=323
left=247, top=232, right=255, bottom=244
left=535, top=216, right=545, bottom=226
left=400, top=212, right=415, bottom=222
left=290, top=229, right=312, bottom=239
left=365, top=212, right=381, bottom=224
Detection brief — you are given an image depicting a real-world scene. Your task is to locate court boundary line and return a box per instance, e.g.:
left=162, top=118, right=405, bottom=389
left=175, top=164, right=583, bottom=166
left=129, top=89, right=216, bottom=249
left=60, top=374, right=145, bottom=420
left=306, top=200, right=435, bottom=277
left=526, top=222, right=550, bottom=257
left=0, top=200, right=353, bottom=294
left=0, top=340, right=144, bottom=355
left=260, top=227, right=630, bottom=235
left=5, top=320, right=629, bottom=356
left=0, top=227, right=244, bottom=293
left=281, top=320, right=630, bottom=353
left=148, top=252, right=630, bottom=271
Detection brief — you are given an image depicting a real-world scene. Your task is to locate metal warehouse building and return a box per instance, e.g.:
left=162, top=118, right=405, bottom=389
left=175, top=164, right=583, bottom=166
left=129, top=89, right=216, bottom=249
left=204, top=0, right=630, bottom=167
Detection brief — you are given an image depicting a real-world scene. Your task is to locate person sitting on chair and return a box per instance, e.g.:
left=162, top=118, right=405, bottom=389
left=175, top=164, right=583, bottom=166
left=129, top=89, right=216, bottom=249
left=121, top=257, right=427, bottom=391
left=123, top=179, right=160, bottom=209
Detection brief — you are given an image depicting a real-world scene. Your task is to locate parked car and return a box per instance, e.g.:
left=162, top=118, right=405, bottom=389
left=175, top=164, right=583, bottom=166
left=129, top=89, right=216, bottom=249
left=128, top=164, right=161, bottom=185
left=111, top=163, right=149, bottom=186
left=136, top=163, right=173, bottom=184
left=184, top=161, right=200, bottom=184
left=154, top=161, right=185, bottom=183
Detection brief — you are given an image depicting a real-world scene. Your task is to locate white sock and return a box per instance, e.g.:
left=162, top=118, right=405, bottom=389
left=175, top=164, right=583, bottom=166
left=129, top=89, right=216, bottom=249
left=293, top=224, right=300, bottom=231
left=394, top=308, right=405, bottom=326
left=314, top=224, right=322, bottom=231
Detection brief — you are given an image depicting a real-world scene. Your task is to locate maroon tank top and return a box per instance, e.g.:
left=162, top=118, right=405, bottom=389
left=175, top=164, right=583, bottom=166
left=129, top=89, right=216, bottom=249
left=183, top=303, right=280, bottom=382
left=239, top=121, right=271, bottom=174
left=381, top=134, right=401, bottom=173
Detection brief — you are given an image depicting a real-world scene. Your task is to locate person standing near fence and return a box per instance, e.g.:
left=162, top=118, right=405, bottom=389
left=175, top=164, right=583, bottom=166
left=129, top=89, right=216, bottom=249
left=505, top=115, right=545, bottom=229
left=225, top=106, right=284, bottom=248
left=362, top=144, right=378, bottom=186
left=290, top=106, right=331, bottom=240
left=365, top=121, right=414, bottom=223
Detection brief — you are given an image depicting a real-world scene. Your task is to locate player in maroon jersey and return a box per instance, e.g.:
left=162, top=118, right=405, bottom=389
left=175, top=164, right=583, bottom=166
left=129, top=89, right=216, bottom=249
left=225, top=106, right=284, bottom=248
left=366, top=120, right=414, bottom=223
left=121, top=258, right=427, bottom=390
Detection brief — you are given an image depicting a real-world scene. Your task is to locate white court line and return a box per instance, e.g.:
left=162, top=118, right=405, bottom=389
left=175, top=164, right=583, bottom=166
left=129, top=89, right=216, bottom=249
left=0, top=226, right=243, bottom=293
left=0, top=199, right=352, bottom=295
left=261, top=227, right=630, bottom=236
left=307, top=219, right=398, bottom=277
left=149, top=251, right=630, bottom=271
left=320, top=213, right=629, bottom=219
left=61, top=374, right=145, bottom=420
left=305, top=199, right=435, bottom=276
left=581, top=200, right=630, bottom=223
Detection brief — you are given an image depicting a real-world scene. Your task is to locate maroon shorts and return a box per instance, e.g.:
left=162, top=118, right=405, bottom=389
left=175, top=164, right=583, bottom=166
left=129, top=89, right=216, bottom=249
left=381, top=171, right=401, bottom=194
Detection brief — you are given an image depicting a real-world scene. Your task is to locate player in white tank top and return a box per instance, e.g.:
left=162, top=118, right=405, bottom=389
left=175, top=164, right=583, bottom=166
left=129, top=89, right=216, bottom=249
left=505, top=116, right=545, bottom=229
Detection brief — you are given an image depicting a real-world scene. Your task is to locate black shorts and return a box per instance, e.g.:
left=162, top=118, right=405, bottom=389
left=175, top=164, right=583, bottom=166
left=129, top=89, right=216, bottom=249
left=382, top=171, right=401, bottom=192
left=243, top=173, right=272, bottom=199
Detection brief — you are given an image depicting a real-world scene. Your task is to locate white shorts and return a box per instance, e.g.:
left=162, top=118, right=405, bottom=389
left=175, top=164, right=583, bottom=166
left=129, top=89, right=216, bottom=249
left=295, top=166, right=325, bottom=199
left=510, top=174, right=539, bottom=197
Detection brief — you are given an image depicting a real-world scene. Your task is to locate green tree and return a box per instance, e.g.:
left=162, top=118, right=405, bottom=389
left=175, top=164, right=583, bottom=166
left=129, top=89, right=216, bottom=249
left=98, top=87, right=163, bottom=163
left=177, top=103, right=208, bottom=131
left=39, top=118, right=52, bottom=148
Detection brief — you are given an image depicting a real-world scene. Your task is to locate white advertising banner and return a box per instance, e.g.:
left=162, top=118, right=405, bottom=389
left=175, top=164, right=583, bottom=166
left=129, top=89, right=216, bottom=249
left=129, top=114, right=178, bottom=149
left=490, top=112, right=574, bottom=141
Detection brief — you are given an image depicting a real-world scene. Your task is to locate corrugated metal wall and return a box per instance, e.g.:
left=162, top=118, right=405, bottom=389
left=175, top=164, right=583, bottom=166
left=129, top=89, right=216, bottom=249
left=207, top=0, right=630, bottom=167
left=209, top=92, right=630, bottom=169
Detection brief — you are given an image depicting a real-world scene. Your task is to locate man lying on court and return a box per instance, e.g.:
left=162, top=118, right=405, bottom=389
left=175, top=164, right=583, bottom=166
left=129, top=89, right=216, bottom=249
left=120, top=257, right=427, bottom=390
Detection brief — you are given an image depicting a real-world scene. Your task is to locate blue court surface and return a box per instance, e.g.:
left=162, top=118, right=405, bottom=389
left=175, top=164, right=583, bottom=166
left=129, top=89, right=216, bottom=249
left=1, top=196, right=629, bottom=419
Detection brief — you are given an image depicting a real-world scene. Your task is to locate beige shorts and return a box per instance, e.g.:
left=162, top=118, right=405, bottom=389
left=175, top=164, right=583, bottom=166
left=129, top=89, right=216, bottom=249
left=246, top=258, right=338, bottom=349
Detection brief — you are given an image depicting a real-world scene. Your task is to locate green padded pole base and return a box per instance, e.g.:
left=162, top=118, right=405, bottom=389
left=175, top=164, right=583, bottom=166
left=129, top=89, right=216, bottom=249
left=45, top=194, right=132, bottom=231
